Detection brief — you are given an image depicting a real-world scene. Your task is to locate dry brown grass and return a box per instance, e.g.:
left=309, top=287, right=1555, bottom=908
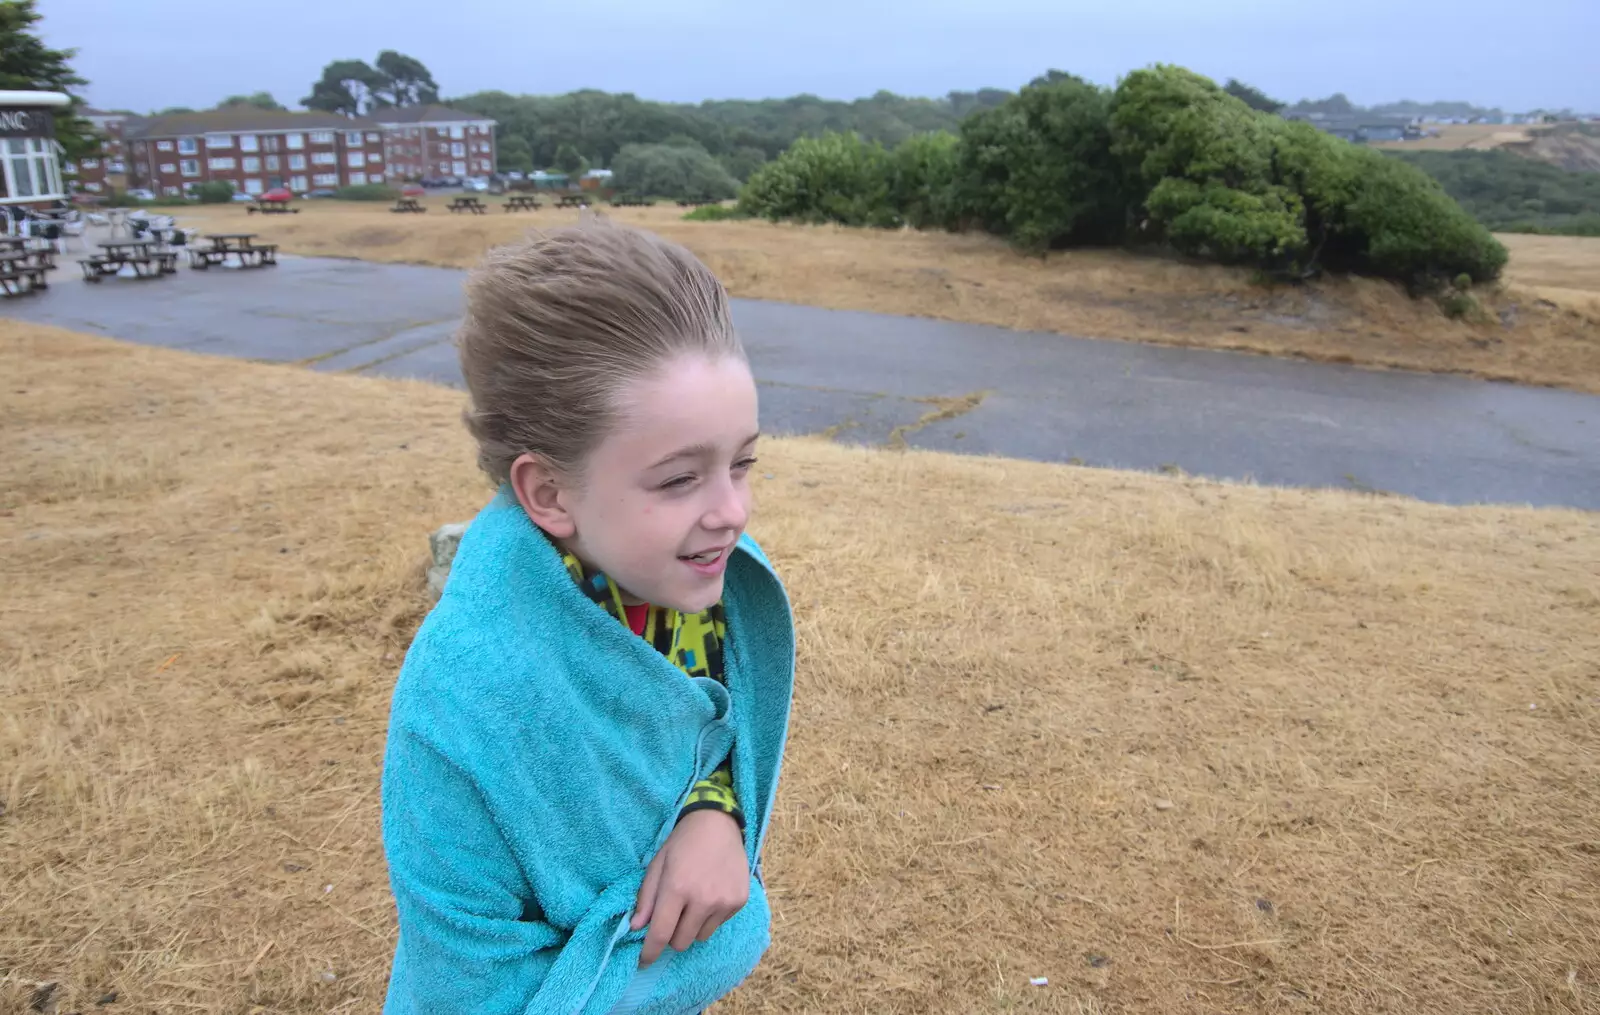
left=1371, top=123, right=1540, bottom=152
left=3, top=319, right=1598, bottom=1013
left=164, top=198, right=1600, bottom=393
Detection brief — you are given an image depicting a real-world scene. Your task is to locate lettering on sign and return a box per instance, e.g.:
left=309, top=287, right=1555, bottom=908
left=0, top=108, right=56, bottom=139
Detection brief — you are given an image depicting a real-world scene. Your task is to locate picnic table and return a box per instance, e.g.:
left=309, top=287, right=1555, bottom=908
left=247, top=200, right=299, bottom=216
left=447, top=197, right=487, bottom=215
left=502, top=195, right=542, bottom=212
left=554, top=194, right=590, bottom=209
left=0, top=248, right=54, bottom=297
left=80, top=239, right=177, bottom=283
left=391, top=197, right=426, bottom=214
left=609, top=196, right=653, bottom=208
left=190, top=233, right=278, bottom=270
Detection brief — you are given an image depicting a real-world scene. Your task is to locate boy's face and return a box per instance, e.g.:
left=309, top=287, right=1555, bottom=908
left=514, top=354, right=759, bottom=614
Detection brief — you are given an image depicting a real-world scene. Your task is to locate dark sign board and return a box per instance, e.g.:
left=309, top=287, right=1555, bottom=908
left=0, top=107, right=55, bottom=139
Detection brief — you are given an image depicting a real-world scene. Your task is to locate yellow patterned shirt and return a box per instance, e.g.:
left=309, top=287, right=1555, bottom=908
left=561, top=550, right=744, bottom=829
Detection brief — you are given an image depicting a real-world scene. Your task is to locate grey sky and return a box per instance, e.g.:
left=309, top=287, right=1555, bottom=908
left=38, top=0, right=1599, bottom=114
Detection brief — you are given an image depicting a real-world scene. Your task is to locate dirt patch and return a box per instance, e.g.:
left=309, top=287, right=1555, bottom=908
left=3, top=320, right=1597, bottom=1014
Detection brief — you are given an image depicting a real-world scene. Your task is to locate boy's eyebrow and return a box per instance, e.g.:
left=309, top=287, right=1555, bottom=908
left=649, top=432, right=761, bottom=470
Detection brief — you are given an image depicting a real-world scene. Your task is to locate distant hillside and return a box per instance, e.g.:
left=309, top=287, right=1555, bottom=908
left=1390, top=148, right=1600, bottom=235
left=1375, top=122, right=1600, bottom=173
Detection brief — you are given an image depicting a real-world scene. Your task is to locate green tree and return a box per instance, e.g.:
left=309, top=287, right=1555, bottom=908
left=888, top=131, right=961, bottom=230
left=192, top=180, right=234, bottom=203
left=611, top=142, right=739, bottom=201
left=497, top=134, right=534, bottom=174
left=217, top=91, right=286, bottom=111
left=154, top=106, right=195, bottom=115
left=552, top=142, right=587, bottom=176
left=302, top=59, right=384, bottom=116
left=955, top=74, right=1128, bottom=249
left=1222, top=79, right=1283, bottom=114
left=717, top=145, right=767, bottom=182
left=374, top=50, right=438, bottom=107
left=0, top=0, right=95, bottom=158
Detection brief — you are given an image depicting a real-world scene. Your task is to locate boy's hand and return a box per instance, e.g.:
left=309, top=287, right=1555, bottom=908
left=632, top=809, right=749, bottom=967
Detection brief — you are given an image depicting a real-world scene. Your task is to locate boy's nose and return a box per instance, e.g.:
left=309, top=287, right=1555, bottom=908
left=702, top=480, right=750, bottom=533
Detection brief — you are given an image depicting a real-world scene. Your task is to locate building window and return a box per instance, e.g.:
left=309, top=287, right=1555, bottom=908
left=208, top=157, right=236, bottom=171
left=63, top=160, right=77, bottom=174
left=3, top=138, right=65, bottom=199
left=312, top=151, right=337, bottom=165
left=132, top=142, right=147, bottom=156
left=346, top=151, right=364, bottom=168
left=178, top=137, right=198, bottom=155
left=163, top=185, right=180, bottom=196
left=452, top=160, right=466, bottom=177
left=408, top=128, right=418, bottom=138
left=265, top=155, right=280, bottom=171
left=242, top=157, right=260, bottom=172
left=244, top=178, right=263, bottom=195
left=313, top=172, right=338, bottom=187
left=180, top=159, right=200, bottom=176
left=288, top=154, right=306, bottom=170
left=345, top=130, right=363, bottom=146
left=289, top=175, right=308, bottom=191
left=367, top=152, right=381, bottom=164
left=263, top=136, right=280, bottom=152
left=348, top=171, right=367, bottom=186
left=437, top=142, right=448, bottom=154
left=84, top=182, right=102, bottom=192
left=205, top=133, right=232, bottom=149
left=108, top=159, right=125, bottom=174
left=449, top=125, right=464, bottom=139
left=286, top=133, right=304, bottom=150
left=157, top=140, right=173, bottom=151
left=366, top=132, right=380, bottom=142
left=159, top=163, right=176, bottom=173
left=450, top=142, right=464, bottom=158
left=239, top=135, right=258, bottom=152
left=370, top=173, right=384, bottom=184
left=309, top=130, right=334, bottom=145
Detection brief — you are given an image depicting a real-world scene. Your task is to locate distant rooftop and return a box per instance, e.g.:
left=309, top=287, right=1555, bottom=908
left=369, top=104, right=494, bottom=125
left=125, top=109, right=382, bottom=138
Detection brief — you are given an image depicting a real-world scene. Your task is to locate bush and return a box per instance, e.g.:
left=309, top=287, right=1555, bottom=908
left=956, top=75, right=1127, bottom=249
left=888, top=131, right=962, bottom=231
left=1108, top=65, right=1506, bottom=284
left=738, top=132, right=898, bottom=228
left=334, top=183, right=399, bottom=201
left=611, top=143, right=740, bottom=202
left=192, top=181, right=235, bottom=204
left=681, top=204, right=750, bottom=221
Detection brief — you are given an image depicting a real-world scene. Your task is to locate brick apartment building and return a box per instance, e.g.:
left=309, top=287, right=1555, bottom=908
left=122, top=110, right=390, bottom=197
left=373, top=104, right=497, bottom=181
left=66, top=109, right=130, bottom=194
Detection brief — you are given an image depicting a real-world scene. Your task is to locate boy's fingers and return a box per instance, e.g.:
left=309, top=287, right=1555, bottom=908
left=696, top=912, right=728, bottom=943
left=640, top=892, right=684, bottom=967
left=631, top=854, right=664, bottom=931
left=669, top=903, right=707, bottom=954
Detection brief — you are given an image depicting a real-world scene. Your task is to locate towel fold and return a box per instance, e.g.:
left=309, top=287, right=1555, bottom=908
left=382, top=486, right=796, bottom=1014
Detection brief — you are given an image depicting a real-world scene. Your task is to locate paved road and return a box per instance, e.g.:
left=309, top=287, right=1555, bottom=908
left=9, top=255, right=1597, bottom=509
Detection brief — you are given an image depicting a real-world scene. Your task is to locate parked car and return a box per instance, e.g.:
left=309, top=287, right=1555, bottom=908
left=419, top=177, right=447, bottom=188
left=463, top=177, right=490, bottom=192
left=231, top=192, right=255, bottom=202
left=126, top=188, right=156, bottom=201
left=303, top=189, right=339, bottom=199
left=506, top=171, right=525, bottom=181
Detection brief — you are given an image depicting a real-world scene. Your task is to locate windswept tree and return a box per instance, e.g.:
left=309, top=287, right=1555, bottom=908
left=302, top=59, right=385, bottom=116
left=374, top=50, right=439, bottom=107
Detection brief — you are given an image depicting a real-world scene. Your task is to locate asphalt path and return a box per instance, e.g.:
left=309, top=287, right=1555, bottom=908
left=9, top=254, right=1596, bottom=508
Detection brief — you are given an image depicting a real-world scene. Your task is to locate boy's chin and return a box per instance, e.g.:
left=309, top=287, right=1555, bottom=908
left=658, top=578, right=725, bottom=615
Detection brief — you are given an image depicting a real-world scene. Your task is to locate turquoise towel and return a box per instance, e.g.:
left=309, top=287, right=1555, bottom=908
left=381, top=486, right=796, bottom=1014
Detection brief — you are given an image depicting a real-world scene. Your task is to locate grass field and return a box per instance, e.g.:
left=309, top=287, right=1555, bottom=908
left=3, top=319, right=1597, bottom=1014
left=159, top=197, right=1600, bottom=393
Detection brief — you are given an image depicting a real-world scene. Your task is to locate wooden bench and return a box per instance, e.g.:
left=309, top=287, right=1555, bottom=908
left=502, top=196, right=542, bottom=212
left=609, top=196, right=653, bottom=208
left=188, top=243, right=277, bottom=270
left=555, top=194, right=593, bottom=209
left=247, top=203, right=299, bottom=215
left=0, top=263, right=49, bottom=297
left=79, top=253, right=167, bottom=282
left=447, top=198, right=487, bottom=215
left=391, top=198, right=427, bottom=213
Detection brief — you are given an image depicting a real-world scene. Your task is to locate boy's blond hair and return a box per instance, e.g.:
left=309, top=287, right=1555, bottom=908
left=458, top=219, right=744, bottom=486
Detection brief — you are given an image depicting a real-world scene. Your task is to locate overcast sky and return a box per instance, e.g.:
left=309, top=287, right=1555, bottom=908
left=37, top=0, right=1599, bottom=114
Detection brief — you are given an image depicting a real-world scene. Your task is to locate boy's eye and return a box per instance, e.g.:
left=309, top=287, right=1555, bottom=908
left=733, top=456, right=758, bottom=472
left=660, top=474, right=696, bottom=490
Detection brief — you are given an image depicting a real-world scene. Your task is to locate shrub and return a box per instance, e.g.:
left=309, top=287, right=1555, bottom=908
left=887, top=131, right=962, bottom=231
left=192, top=181, right=235, bottom=204
left=682, top=204, right=750, bottom=222
left=738, top=132, right=898, bottom=228
left=334, top=183, right=399, bottom=201
left=611, top=143, right=740, bottom=202
left=954, top=74, right=1128, bottom=250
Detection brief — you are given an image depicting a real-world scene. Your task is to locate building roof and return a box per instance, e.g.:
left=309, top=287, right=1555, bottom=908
left=370, top=104, right=494, bottom=126
left=124, top=109, right=383, bottom=139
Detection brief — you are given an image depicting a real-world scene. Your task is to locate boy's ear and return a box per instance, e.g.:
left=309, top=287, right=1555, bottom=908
left=509, top=453, right=577, bottom=540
